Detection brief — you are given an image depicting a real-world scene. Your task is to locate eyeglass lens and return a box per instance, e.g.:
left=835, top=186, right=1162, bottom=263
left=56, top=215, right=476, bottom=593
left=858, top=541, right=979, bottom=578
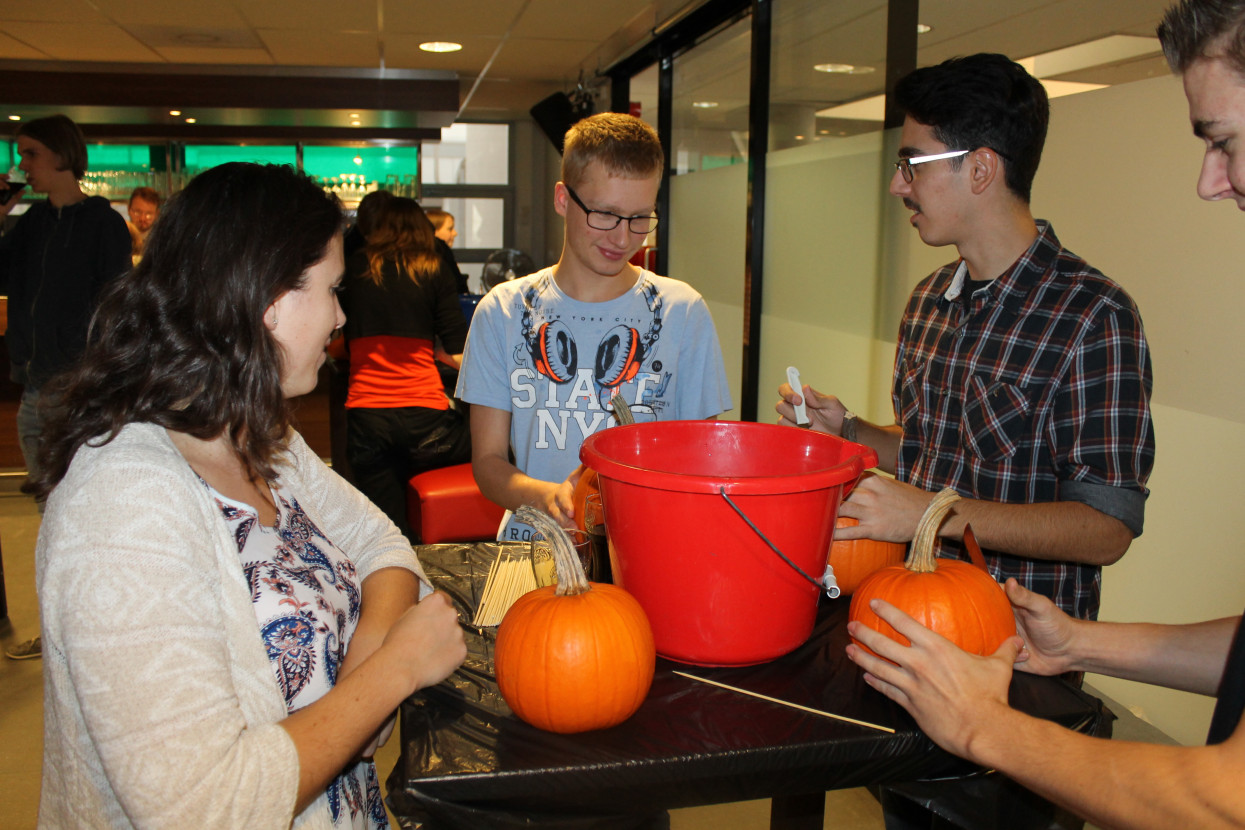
left=566, top=184, right=657, bottom=234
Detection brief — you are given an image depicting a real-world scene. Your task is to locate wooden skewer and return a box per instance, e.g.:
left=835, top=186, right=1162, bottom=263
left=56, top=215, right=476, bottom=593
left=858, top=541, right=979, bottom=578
left=672, top=671, right=895, bottom=734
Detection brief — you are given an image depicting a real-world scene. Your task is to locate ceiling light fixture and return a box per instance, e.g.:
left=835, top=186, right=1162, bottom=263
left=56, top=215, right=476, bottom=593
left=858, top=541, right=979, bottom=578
left=692, top=101, right=719, bottom=108
left=185, top=117, right=197, bottom=124
left=917, top=23, right=932, bottom=34
left=169, top=110, right=181, bottom=116
left=814, top=63, right=875, bottom=75
left=353, top=155, right=363, bottom=165
left=8, top=115, right=20, bottom=121
left=420, top=41, right=462, bottom=53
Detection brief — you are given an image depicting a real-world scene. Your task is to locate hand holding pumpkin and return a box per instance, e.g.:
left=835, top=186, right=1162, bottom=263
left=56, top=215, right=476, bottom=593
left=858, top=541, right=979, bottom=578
left=837, top=474, right=937, bottom=545
left=1005, top=577, right=1081, bottom=677
left=846, top=598, right=1026, bottom=759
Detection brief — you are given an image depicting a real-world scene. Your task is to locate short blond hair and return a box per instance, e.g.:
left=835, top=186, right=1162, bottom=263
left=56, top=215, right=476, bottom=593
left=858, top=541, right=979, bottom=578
left=561, top=113, right=664, bottom=188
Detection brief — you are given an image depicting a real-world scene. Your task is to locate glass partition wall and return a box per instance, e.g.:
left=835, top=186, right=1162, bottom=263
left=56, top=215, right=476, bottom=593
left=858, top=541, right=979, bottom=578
left=609, top=0, right=900, bottom=420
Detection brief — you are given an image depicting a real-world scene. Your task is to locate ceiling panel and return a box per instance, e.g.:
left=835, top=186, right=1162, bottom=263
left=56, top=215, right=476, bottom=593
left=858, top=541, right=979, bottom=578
left=257, top=29, right=379, bottom=67
left=488, top=37, right=604, bottom=80
left=2, top=21, right=159, bottom=62
left=153, top=46, right=275, bottom=65
left=91, top=0, right=250, bottom=29
left=0, top=0, right=1181, bottom=134
left=0, top=0, right=108, bottom=24
left=236, top=0, right=377, bottom=33
left=0, top=32, right=48, bottom=60
left=384, top=0, right=528, bottom=36
left=513, top=1, right=654, bottom=43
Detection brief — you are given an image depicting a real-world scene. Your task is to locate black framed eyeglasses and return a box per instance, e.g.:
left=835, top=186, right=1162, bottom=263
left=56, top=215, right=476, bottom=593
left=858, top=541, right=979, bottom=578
left=564, top=184, right=659, bottom=234
left=894, top=149, right=970, bottom=183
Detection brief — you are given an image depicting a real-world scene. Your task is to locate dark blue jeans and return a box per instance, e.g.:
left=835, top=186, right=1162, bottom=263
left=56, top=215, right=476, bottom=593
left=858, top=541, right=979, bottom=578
left=346, top=406, right=472, bottom=542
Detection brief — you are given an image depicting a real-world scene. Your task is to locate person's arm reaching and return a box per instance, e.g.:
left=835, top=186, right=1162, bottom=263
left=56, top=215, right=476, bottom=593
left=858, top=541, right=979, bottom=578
left=835, top=476, right=1134, bottom=565
left=846, top=597, right=1245, bottom=830
left=776, top=381, right=902, bottom=473
left=1005, top=577, right=1237, bottom=694
left=470, top=404, right=580, bottom=527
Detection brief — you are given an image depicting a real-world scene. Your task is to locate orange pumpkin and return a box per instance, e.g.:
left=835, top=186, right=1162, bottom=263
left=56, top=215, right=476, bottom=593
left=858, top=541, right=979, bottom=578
left=848, top=489, right=1015, bottom=657
left=573, top=396, right=634, bottom=531
left=495, top=506, right=655, bottom=733
left=828, top=517, right=906, bottom=596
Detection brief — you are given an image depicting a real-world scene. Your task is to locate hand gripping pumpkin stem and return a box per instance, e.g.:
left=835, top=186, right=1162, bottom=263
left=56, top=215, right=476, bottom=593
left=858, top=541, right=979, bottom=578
left=516, top=505, right=590, bottom=596
left=906, top=488, right=961, bottom=573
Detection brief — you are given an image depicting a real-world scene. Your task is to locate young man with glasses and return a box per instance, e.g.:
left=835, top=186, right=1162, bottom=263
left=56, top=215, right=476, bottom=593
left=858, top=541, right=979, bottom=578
left=458, top=112, right=731, bottom=539
left=779, top=51, right=1156, bottom=830
left=840, top=6, right=1245, bottom=826
left=780, top=53, right=1154, bottom=625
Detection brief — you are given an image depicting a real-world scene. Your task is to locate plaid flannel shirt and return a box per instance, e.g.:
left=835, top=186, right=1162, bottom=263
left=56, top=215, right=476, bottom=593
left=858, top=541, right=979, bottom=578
left=892, top=221, right=1154, bottom=620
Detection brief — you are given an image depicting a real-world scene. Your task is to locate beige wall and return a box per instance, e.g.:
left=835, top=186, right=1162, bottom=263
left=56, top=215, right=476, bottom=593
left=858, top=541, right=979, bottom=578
left=673, top=72, right=1245, bottom=747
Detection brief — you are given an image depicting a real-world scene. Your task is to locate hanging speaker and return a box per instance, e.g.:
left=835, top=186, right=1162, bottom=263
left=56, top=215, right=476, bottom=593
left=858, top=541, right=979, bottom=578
left=530, top=91, right=592, bottom=154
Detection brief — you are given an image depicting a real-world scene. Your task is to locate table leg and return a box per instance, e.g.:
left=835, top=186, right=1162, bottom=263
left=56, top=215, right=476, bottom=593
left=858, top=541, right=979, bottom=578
left=770, top=792, right=824, bottom=830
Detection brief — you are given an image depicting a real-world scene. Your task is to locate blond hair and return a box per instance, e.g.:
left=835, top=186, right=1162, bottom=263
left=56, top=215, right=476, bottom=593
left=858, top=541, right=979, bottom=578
left=561, top=113, right=664, bottom=188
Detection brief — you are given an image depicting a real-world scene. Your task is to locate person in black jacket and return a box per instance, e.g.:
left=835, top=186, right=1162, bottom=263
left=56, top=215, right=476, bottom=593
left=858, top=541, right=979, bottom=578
left=339, top=197, right=471, bottom=541
left=0, top=114, right=130, bottom=660
left=425, top=206, right=470, bottom=294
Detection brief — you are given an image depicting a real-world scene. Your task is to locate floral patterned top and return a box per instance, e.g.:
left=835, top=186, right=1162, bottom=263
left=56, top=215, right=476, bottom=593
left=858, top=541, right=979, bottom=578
left=207, top=478, right=388, bottom=829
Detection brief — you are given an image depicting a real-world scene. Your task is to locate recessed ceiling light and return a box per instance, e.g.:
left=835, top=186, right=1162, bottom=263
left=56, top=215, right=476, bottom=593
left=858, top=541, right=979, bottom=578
left=420, top=41, right=462, bottom=53
left=917, top=23, right=932, bottom=34
left=169, top=110, right=181, bottom=116
left=349, top=113, right=360, bottom=118
left=794, top=135, right=805, bottom=140
left=8, top=115, right=20, bottom=121
left=353, top=155, right=363, bottom=165
left=814, top=63, right=876, bottom=75
left=692, top=101, right=719, bottom=108
left=351, top=120, right=361, bottom=126
left=185, top=117, right=197, bottom=124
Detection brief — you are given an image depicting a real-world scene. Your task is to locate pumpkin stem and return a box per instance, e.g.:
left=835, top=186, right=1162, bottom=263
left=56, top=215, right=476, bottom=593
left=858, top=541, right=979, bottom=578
left=610, top=395, right=635, bottom=426
left=905, top=488, right=962, bottom=574
left=516, top=505, right=591, bottom=596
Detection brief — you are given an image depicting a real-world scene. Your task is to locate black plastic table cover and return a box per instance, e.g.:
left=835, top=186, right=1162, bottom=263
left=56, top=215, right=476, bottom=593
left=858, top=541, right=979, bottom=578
left=387, top=543, right=1111, bottom=828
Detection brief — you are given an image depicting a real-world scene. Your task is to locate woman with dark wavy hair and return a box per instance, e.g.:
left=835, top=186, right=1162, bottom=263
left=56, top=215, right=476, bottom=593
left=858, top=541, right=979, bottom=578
left=340, top=197, right=471, bottom=541
left=32, top=162, right=465, bottom=829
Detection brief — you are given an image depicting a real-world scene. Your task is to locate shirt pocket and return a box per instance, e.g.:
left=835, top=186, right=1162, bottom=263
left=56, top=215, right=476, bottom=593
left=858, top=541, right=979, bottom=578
left=961, top=374, right=1031, bottom=462
left=898, top=357, right=931, bottom=438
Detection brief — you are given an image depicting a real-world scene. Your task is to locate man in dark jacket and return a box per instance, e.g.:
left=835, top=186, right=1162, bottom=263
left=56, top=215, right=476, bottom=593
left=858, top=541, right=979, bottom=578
left=0, top=114, right=130, bottom=659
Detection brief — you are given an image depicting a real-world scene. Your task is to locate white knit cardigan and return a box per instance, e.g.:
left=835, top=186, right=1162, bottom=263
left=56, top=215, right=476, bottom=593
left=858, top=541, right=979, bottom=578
left=36, top=422, right=426, bottom=829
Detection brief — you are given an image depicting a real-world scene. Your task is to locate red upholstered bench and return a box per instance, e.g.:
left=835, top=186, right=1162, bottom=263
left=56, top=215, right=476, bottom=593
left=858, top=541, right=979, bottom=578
left=407, top=463, right=506, bottom=544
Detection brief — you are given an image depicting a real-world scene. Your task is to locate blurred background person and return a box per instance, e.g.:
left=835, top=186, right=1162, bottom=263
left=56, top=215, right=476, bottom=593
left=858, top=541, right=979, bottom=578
left=425, top=206, right=457, bottom=248
left=340, top=197, right=471, bottom=541
left=126, top=185, right=161, bottom=262
left=344, top=188, right=395, bottom=259
left=424, top=206, right=469, bottom=294
left=0, top=113, right=130, bottom=661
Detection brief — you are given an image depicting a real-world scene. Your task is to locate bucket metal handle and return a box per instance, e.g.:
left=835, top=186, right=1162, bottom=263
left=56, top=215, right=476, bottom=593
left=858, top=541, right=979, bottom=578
left=717, top=487, right=840, bottom=599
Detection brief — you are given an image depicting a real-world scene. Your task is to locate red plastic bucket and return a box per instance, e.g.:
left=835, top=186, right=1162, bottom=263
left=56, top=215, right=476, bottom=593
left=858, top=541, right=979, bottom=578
left=580, top=420, right=878, bottom=666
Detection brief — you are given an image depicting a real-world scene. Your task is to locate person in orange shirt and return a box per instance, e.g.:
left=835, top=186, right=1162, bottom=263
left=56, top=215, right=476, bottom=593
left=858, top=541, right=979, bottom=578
left=339, top=197, right=471, bottom=540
